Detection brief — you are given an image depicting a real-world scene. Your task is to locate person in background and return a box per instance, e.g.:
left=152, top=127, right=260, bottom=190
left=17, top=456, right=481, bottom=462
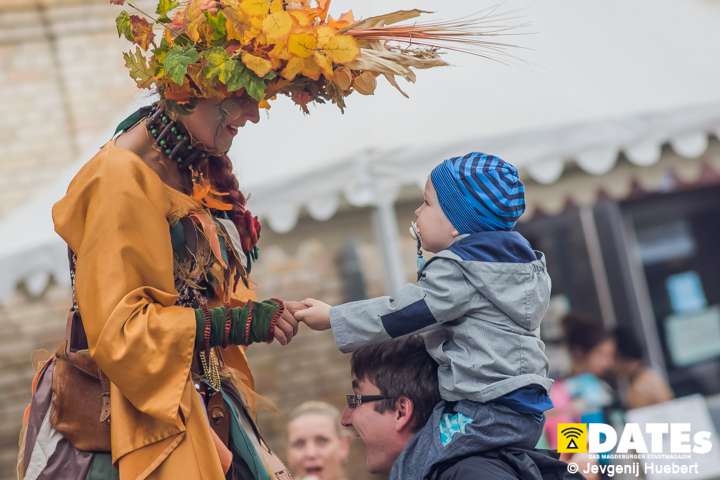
left=287, top=401, right=350, bottom=480
left=545, top=314, right=617, bottom=479
left=614, top=327, right=673, bottom=409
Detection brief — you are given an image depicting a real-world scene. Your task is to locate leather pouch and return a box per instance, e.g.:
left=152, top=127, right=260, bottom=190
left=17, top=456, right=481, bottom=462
left=49, top=310, right=111, bottom=452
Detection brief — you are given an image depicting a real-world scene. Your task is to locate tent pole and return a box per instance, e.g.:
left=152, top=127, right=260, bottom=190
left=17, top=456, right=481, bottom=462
left=371, top=195, right=406, bottom=296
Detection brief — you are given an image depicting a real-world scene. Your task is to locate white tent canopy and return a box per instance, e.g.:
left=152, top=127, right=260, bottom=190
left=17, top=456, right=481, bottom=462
left=2, top=0, right=720, bottom=300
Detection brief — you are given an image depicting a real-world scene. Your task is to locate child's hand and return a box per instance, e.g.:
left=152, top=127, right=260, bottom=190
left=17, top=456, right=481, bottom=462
left=294, top=298, right=332, bottom=331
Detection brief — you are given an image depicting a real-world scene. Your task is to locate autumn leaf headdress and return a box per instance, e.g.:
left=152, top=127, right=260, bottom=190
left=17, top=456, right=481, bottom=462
left=113, top=0, right=518, bottom=112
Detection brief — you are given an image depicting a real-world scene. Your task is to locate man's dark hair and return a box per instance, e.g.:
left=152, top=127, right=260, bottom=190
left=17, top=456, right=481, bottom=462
left=350, top=335, right=440, bottom=432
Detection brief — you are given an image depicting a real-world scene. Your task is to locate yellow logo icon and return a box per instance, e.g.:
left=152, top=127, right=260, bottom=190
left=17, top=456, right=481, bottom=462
left=557, top=423, right=588, bottom=453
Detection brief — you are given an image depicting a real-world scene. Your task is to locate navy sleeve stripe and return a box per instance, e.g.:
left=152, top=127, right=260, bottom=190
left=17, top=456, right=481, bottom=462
left=381, top=299, right=437, bottom=338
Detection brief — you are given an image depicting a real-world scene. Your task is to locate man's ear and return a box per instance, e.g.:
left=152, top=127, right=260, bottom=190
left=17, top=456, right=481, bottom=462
left=394, top=396, right=415, bottom=433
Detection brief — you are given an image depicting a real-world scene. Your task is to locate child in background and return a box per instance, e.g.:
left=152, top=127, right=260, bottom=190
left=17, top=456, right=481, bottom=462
left=296, top=152, right=554, bottom=480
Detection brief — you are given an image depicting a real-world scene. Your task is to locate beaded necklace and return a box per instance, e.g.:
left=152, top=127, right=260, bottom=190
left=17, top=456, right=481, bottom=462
left=144, top=105, right=213, bottom=169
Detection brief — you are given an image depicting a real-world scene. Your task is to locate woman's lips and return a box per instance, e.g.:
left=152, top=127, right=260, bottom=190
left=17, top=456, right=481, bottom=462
left=226, top=125, right=238, bottom=136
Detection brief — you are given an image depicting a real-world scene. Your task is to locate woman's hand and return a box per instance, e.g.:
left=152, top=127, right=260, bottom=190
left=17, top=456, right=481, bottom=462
left=272, top=302, right=299, bottom=345
left=293, top=298, right=332, bottom=331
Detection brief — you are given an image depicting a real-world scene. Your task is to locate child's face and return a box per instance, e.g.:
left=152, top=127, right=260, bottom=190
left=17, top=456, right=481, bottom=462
left=414, top=179, right=458, bottom=253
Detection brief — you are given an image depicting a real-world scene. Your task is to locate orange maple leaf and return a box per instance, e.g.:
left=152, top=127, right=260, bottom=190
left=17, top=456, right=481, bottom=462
left=131, top=15, right=155, bottom=50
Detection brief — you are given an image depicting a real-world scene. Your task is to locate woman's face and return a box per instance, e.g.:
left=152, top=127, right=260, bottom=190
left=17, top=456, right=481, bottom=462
left=582, top=339, right=617, bottom=377
left=287, top=413, right=349, bottom=480
left=179, top=96, right=260, bottom=154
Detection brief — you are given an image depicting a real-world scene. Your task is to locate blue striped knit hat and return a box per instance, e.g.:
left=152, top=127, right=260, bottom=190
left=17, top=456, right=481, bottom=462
left=430, top=152, right=525, bottom=233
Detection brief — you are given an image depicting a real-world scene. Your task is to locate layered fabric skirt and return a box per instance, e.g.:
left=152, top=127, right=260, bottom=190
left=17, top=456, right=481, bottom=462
left=18, top=358, right=282, bottom=480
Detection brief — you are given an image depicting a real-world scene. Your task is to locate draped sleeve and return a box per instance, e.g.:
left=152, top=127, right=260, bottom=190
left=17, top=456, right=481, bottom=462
left=53, top=144, right=196, bottom=428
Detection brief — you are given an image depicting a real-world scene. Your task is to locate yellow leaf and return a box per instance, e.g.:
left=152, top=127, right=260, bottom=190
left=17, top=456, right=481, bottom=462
left=269, top=0, right=284, bottom=13
left=289, top=10, right=311, bottom=27
left=280, top=57, right=322, bottom=81
left=258, top=98, right=271, bottom=109
left=281, top=56, right=305, bottom=80
left=268, top=43, right=290, bottom=60
left=316, top=25, right=334, bottom=48
left=186, top=0, right=205, bottom=42
left=242, top=52, right=273, bottom=77
left=324, top=34, right=358, bottom=64
left=240, top=0, right=269, bottom=17
left=313, top=51, right=333, bottom=78
left=327, top=10, right=354, bottom=30
left=262, top=11, right=293, bottom=43
left=225, top=7, right=248, bottom=42
left=288, top=32, right=316, bottom=58
left=300, top=56, right=321, bottom=80
left=316, top=0, right=331, bottom=21
left=287, top=0, right=310, bottom=7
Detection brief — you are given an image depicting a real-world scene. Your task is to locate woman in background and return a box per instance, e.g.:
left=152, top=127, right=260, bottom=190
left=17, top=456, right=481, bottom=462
left=287, top=401, right=350, bottom=480
left=614, top=327, right=673, bottom=409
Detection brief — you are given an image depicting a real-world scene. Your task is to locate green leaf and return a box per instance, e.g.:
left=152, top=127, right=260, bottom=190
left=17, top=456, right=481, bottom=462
left=246, top=75, right=266, bottom=101
left=203, top=47, right=241, bottom=86
left=206, top=11, right=227, bottom=44
left=263, top=70, right=277, bottom=80
left=226, top=66, right=251, bottom=93
left=123, top=47, right=154, bottom=89
left=164, top=45, right=199, bottom=85
left=174, top=33, right=193, bottom=48
left=116, top=11, right=132, bottom=41
left=152, top=45, right=169, bottom=78
left=156, top=0, right=179, bottom=16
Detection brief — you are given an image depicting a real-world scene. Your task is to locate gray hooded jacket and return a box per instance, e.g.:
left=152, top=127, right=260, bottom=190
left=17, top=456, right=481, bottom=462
left=330, top=231, right=553, bottom=402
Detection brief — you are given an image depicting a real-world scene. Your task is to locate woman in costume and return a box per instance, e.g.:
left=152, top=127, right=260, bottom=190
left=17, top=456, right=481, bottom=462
left=18, top=1, right=514, bottom=478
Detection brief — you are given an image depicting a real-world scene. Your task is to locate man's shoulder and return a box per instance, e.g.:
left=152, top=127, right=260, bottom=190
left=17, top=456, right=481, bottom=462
left=434, top=453, right=519, bottom=480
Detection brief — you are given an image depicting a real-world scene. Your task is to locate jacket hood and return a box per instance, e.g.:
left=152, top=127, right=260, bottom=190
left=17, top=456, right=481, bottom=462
left=435, top=231, right=551, bottom=331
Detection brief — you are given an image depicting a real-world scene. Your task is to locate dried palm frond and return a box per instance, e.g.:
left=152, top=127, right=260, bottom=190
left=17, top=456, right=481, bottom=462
left=347, top=6, right=524, bottom=61
left=344, top=6, right=524, bottom=96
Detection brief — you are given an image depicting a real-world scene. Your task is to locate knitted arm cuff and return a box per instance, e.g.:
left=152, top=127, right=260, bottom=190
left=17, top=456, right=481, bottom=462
left=248, top=299, right=282, bottom=344
left=196, top=300, right=283, bottom=347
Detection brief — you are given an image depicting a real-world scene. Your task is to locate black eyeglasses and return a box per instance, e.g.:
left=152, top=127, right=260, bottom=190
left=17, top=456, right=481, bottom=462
left=345, top=394, right=392, bottom=409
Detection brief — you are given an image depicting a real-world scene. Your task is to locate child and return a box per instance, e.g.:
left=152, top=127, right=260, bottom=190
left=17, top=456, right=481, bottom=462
left=295, top=152, right=554, bottom=480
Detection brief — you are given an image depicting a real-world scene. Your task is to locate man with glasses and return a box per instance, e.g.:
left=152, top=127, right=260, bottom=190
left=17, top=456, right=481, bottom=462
left=341, top=336, right=580, bottom=479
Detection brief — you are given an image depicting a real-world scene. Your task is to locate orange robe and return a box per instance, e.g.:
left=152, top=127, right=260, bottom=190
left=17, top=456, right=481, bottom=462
left=52, top=142, right=261, bottom=479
